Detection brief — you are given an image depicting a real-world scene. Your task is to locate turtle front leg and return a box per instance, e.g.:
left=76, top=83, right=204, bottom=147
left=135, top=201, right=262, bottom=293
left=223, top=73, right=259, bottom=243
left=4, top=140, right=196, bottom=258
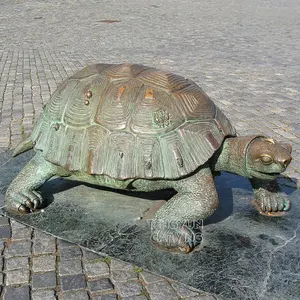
left=149, top=165, right=218, bottom=253
left=5, top=151, right=71, bottom=213
left=250, top=178, right=290, bottom=216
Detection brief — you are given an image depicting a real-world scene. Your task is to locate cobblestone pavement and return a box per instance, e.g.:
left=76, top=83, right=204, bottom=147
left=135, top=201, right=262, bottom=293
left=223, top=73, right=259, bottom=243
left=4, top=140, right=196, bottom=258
left=0, top=0, right=299, bottom=181
left=0, top=0, right=299, bottom=299
left=0, top=215, right=216, bottom=300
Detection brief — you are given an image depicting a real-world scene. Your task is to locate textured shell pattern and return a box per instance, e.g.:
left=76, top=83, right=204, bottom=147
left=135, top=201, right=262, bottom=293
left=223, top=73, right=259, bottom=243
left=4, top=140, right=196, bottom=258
left=30, top=63, right=236, bottom=179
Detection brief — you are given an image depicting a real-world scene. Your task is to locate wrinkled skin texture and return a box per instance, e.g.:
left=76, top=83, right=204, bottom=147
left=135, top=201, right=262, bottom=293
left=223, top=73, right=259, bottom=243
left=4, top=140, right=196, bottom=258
left=5, top=135, right=292, bottom=253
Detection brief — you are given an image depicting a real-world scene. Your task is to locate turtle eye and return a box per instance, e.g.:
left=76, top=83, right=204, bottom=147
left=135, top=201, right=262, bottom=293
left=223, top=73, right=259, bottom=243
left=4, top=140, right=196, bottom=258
left=259, top=155, right=273, bottom=165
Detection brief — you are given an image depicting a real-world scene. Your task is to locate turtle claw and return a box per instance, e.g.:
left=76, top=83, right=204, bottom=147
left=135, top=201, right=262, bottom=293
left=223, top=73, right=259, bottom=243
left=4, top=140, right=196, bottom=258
left=32, top=198, right=40, bottom=210
left=5, top=189, right=44, bottom=214
left=30, top=191, right=43, bottom=210
left=25, top=199, right=34, bottom=209
left=151, top=223, right=202, bottom=253
left=252, top=193, right=290, bottom=217
left=17, top=204, right=28, bottom=214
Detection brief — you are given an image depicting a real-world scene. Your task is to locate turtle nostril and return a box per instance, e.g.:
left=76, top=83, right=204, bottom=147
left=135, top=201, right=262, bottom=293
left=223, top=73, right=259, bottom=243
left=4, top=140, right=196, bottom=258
left=282, top=156, right=292, bottom=168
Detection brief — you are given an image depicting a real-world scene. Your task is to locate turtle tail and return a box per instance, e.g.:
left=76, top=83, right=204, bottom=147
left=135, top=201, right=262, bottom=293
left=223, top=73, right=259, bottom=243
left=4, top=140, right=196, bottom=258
left=12, top=136, right=34, bottom=157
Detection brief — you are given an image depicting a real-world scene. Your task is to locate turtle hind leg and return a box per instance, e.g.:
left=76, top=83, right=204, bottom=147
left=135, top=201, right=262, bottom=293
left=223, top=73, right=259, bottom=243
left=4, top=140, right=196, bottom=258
left=5, top=151, right=71, bottom=213
left=134, top=164, right=219, bottom=253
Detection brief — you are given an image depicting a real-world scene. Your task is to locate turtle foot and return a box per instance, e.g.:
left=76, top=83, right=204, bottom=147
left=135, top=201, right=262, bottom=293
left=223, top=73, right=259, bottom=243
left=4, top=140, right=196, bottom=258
left=252, top=192, right=290, bottom=217
left=5, top=189, right=44, bottom=214
left=151, top=224, right=202, bottom=254
left=250, top=178, right=291, bottom=217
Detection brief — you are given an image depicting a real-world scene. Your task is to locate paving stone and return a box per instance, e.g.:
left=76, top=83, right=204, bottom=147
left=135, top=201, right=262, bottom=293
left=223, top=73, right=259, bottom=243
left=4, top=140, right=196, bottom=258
left=140, top=271, right=165, bottom=284
left=88, top=277, right=114, bottom=293
left=3, top=285, right=30, bottom=300
left=60, top=246, right=82, bottom=260
left=0, top=226, right=11, bottom=239
left=84, top=260, right=110, bottom=278
left=62, top=290, right=90, bottom=300
left=6, top=256, right=29, bottom=270
left=10, top=220, right=27, bottom=229
left=0, top=272, right=4, bottom=284
left=93, top=294, right=119, bottom=300
left=123, top=296, right=148, bottom=300
left=146, top=281, right=178, bottom=300
left=0, top=216, right=9, bottom=226
left=34, top=231, right=55, bottom=240
left=32, top=271, right=57, bottom=289
left=59, top=258, right=83, bottom=275
left=11, top=227, right=32, bottom=240
left=5, top=268, right=30, bottom=285
left=115, top=280, right=143, bottom=298
left=61, top=274, right=86, bottom=291
left=0, top=241, right=4, bottom=251
left=31, top=289, right=57, bottom=300
left=33, top=237, right=56, bottom=254
left=111, top=269, right=137, bottom=282
left=32, top=254, right=56, bottom=272
left=4, top=240, right=31, bottom=257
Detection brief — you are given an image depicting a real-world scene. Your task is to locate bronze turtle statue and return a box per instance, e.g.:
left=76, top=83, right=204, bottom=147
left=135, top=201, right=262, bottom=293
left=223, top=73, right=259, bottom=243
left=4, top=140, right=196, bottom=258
left=5, top=63, right=292, bottom=253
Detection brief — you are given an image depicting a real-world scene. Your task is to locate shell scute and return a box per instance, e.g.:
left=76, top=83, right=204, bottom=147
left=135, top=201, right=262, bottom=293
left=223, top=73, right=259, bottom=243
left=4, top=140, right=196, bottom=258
left=159, top=131, right=193, bottom=178
left=172, top=84, right=216, bottom=119
left=46, top=79, right=78, bottom=121
left=105, top=63, right=133, bottom=82
left=129, top=86, right=185, bottom=135
left=70, top=64, right=113, bottom=80
left=136, top=68, right=190, bottom=93
left=103, top=131, right=136, bottom=179
left=177, top=121, right=225, bottom=167
left=63, top=83, right=94, bottom=127
left=135, top=136, right=164, bottom=178
left=83, top=125, right=109, bottom=174
left=94, top=82, right=141, bottom=131
left=40, top=123, right=84, bottom=171
left=56, top=126, right=84, bottom=171
left=64, top=74, right=110, bottom=127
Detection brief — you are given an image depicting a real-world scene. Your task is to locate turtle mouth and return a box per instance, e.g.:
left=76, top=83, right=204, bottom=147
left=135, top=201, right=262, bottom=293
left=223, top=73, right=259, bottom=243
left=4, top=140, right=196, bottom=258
left=264, top=172, right=281, bottom=176
left=257, top=171, right=281, bottom=179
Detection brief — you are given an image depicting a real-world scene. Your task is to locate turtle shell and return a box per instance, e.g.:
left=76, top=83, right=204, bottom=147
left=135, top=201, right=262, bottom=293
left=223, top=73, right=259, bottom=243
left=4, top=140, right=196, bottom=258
left=31, top=63, right=236, bottom=179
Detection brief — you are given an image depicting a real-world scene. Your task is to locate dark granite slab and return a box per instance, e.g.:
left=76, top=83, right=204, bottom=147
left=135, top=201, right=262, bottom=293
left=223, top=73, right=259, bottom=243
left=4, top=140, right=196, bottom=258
left=0, top=149, right=299, bottom=300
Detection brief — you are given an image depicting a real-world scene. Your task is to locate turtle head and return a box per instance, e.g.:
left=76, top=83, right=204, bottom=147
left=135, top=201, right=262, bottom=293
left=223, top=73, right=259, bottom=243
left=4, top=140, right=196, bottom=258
left=246, top=137, right=292, bottom=180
